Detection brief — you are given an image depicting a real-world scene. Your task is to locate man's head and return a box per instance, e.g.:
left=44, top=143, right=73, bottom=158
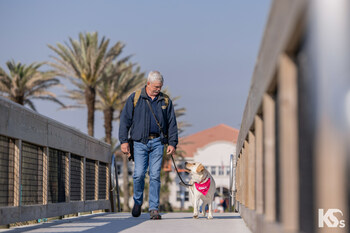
left=146, top=71, right=163, bottom=97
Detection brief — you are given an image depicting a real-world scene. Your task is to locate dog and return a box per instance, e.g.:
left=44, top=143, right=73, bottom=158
left=184, top=162, right=216, bottom=219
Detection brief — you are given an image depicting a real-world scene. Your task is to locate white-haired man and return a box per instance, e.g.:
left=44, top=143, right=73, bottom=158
left=119, top=71, right=178, bottom=220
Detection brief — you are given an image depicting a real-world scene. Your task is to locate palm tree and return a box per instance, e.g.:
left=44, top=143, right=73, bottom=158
left=97, top=62, right=145, bottom=144
left=0, top=60, right=64, bottom=111
left=48, top=32, right=125, bottom=137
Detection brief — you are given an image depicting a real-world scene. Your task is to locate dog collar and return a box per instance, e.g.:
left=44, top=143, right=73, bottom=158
left=195, top=178, right=211, bottom=196
left=199, top=175, right=209, bottom=184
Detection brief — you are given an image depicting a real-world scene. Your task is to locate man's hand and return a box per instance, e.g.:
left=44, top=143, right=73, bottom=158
left=166, top=145, right=176, bottom=155
left=121, top=143, right=130, bottom=157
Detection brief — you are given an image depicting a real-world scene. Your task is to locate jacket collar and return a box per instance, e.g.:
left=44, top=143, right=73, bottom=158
left=140, top=86, right=165, bottom=101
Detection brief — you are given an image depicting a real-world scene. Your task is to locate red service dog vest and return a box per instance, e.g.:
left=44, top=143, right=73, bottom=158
left=195, top=178, right=211, bottom=196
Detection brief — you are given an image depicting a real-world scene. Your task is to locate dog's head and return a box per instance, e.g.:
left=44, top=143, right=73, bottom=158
left=185, top=162, right=207, bottom=183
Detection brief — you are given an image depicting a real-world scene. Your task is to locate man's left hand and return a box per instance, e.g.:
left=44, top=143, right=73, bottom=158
left=166, top=145, right=176, bottom=155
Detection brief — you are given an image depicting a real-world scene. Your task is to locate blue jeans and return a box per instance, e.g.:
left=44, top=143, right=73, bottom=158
left=133, top=137, right=164, bottom=211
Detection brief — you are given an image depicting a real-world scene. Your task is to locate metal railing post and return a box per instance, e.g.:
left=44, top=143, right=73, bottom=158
left=229, top=154, right=235, bottom=212
left=110, top=154, right=121, bottom=212
left=114, top=156, right=121, bottom=212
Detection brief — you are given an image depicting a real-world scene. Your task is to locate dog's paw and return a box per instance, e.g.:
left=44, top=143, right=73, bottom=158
left=193, top=215, right=199, bottom=219
left=201, top=211, right=206, bottom=217
left=207, top=215, right=213, bottom=220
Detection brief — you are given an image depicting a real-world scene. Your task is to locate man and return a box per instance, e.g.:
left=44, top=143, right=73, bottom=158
left=119, top=71, right=178, bottom=220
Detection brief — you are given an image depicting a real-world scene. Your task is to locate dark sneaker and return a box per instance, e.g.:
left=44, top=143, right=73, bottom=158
left=150, top=210, right=161, bottom=220
left=132, top=204, right=142, bottom=217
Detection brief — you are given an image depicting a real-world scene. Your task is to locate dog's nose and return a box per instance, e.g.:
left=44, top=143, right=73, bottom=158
left=185, top=162, right=188, bottom=165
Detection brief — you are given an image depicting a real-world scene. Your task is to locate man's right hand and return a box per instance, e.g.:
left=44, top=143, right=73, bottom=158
left=121, top=143, right=130, bottom=156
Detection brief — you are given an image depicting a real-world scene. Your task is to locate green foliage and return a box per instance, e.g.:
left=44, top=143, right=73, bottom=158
left=48, top=32, right=124, bottom=88
left=0, top=60, right=64, bottom=111
left=96, top=62, right=145, bottom=119
left=48, top=32, right=126, bottom=136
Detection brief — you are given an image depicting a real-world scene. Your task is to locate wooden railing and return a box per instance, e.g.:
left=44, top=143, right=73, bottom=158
left=0, top=96, right=112, bottom=225
left=234, top=1, right=349, bottom=233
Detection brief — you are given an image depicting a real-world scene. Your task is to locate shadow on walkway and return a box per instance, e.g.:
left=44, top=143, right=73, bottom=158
left=1, top=212, right=148, bottom=233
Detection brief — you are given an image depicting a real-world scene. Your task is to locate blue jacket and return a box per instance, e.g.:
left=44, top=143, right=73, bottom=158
left=119, top=87, right=178, bottom=148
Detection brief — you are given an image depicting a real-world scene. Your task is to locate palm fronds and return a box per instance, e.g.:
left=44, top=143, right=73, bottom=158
left=0, top=60, right=64, bottom=111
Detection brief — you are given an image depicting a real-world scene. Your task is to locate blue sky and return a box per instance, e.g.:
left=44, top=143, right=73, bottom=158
left=0, top=0, right=271, bottom=140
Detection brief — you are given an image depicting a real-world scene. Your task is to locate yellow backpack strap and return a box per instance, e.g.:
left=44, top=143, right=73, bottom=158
left=133, top=90, right=141, bottom=108
left=162, top=93, right=169, bottom=108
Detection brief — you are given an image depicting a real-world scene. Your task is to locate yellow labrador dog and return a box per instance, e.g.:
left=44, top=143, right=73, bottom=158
left=185, top=162, right=216, bottom=219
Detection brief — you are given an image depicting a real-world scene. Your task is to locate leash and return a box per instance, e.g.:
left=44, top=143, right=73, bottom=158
left=170, top=157, right=209, bottom=187
left=145, top=99, right=192, bottom=187
left=170, top=153, right=193, bottom=187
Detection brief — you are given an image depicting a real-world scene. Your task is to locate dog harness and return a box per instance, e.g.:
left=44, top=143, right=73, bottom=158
left=195, top=178, right=211, bottom=196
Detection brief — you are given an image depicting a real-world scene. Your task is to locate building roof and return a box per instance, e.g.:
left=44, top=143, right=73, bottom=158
left=178, top=124, right=239, bottom=158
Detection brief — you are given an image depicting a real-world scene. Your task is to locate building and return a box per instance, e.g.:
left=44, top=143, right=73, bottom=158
left=168, top=124, right=239, bottom=210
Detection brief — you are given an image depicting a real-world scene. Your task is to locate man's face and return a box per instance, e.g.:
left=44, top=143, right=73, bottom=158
left=147, top=81, right=163, bottom=96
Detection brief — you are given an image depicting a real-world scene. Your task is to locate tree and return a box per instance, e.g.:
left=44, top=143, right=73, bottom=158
left=97, top=62, right=145, bottom=144
left=0, top=60, right=64, bottom=111
left=48, top=32, right=124, bottom=136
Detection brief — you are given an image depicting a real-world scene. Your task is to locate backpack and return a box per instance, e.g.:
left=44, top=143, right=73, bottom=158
left=133, top=89, right=169, bottom=108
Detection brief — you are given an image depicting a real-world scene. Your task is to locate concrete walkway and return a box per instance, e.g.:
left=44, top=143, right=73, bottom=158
left=0, top=212, right=251, bottom=233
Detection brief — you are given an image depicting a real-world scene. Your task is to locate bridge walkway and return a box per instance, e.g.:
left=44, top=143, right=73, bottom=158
left=0, top=212, right=251, bottom=233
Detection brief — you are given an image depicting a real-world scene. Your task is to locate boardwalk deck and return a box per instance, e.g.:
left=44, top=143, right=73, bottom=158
left=0, top=212, right=251, bottom=233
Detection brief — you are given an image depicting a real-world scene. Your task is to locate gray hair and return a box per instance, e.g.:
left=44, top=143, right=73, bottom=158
left=147, top=71, right=164, bottom=83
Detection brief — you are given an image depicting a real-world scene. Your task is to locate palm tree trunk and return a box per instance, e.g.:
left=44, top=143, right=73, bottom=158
left=103, top=107, right=114, bottom=144
left=85, top=86, right=96, bottom=137
left=122, top=153, right=130, bottom=211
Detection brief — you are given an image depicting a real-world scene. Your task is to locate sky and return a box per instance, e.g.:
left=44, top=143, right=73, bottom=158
left=0, top=0, right=271, bottom=141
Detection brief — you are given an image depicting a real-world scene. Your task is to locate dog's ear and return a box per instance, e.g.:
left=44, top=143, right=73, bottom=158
left=196, top=164, right=205, bottom=173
